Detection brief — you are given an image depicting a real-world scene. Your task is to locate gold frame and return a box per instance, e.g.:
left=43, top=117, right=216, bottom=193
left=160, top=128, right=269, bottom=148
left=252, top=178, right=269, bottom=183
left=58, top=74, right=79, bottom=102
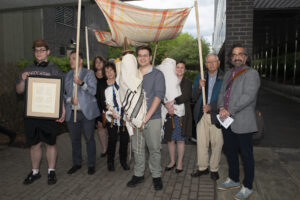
left=25, top=76, right=63, bottom=119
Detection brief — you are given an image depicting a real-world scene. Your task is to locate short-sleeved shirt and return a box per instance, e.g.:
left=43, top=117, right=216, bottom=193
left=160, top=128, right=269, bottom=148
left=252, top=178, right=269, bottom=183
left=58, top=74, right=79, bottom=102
left=142, top=66, right=165, bottom=120
left=17, top=61, right=63, bottom=84
left=18, top=61, right=63, bottom=146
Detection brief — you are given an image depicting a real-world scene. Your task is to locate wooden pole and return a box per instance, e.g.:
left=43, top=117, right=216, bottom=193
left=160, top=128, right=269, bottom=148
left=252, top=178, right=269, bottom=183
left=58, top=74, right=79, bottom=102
left=152, top=42, right=158, bottom=66
left=194, top=0, right=206, bottom=106
left=85, top=26, right=90, bottom=70
left=74, top=0, right=82, bottom=122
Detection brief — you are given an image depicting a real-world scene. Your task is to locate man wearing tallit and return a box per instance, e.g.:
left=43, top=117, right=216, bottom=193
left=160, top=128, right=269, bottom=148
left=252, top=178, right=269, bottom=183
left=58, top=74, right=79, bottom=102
left=123, top=46, right=165, bottom=191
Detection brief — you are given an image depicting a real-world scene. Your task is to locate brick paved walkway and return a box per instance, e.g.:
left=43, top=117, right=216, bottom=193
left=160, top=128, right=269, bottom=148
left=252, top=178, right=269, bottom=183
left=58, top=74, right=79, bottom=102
left=0, top=133, right=215, bottom=200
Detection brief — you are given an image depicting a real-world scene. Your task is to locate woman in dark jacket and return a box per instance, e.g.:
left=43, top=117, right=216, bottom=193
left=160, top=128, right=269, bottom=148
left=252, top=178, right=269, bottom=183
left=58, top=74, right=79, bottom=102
left=93, top=56, right=108, bottom=157
left=164, top=60, right=192, bottom=173
left=104, top=62, right=130, bottom=171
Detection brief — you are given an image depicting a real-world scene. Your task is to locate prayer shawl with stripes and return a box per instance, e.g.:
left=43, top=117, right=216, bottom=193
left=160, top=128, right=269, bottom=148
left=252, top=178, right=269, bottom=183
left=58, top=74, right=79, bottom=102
left=93, top=0, right=192, bottom=46
left=119, top=54, right=147, bottom=133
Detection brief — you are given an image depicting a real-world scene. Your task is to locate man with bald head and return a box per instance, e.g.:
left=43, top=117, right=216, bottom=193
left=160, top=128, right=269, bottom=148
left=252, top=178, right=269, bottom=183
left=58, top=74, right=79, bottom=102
left=191, top=53, right=224, bottom=181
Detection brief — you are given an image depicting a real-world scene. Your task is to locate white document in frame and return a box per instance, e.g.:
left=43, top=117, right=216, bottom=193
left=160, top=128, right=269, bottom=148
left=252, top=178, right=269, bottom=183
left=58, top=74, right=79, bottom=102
left=216, top=114, right=234, bottom=129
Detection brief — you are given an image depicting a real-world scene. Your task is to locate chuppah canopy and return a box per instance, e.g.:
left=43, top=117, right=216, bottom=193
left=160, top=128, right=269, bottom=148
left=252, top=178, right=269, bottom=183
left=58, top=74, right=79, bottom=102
left=93, top=0, right=192, bottom=47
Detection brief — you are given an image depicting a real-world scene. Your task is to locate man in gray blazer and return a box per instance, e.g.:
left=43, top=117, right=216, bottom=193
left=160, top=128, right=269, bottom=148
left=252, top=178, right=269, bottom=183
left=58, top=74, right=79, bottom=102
left=64, top=51, right=100, bottom=175
left=217, top=44, right=260, bottom=200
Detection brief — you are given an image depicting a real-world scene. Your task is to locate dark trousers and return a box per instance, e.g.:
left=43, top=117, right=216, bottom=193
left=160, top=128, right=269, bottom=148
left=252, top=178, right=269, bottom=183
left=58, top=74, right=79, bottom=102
left=67, top=111, right=96, bottom=167
left=222, top=127, right=254, bottom=189
left=106, top=122, right=129, bottom=164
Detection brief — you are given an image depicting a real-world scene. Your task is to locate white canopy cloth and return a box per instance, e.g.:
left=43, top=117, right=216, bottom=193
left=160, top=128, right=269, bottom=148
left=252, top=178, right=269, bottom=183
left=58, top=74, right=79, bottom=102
left=94, top=0, right=192, bottom=47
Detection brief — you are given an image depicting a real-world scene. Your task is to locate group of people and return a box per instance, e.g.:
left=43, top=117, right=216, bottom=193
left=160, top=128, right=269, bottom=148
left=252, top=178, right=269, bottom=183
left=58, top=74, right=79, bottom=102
left=16, top=39, right=260, bottom=200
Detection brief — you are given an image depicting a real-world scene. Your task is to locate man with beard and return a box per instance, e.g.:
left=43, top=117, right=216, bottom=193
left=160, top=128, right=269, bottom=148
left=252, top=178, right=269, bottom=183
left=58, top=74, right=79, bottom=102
left=217, top=44, right=260, bottom=200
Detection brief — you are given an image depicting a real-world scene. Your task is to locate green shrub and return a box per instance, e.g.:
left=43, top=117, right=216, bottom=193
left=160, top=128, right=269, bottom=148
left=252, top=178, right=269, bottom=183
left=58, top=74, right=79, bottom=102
left=17, top=56, right=88, bottom=73
left=184, top=70, right=199, bottom=82
left=16, top=58, right=33, bottom=70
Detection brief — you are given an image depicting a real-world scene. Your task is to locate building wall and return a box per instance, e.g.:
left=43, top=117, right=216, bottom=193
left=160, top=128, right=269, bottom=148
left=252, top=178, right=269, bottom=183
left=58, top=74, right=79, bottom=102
left=43, top=4, right=108, bottom=61
left=212, top=0, right=226, bottom=54
left=0, top=9, right=43, bottom=64
left=225, top=0, right=253, bottom=69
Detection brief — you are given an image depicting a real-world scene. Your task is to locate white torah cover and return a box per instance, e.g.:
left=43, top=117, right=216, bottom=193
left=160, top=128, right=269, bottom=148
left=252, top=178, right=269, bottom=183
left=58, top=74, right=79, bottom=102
left=119, top=54, right=147, bottom=132
left=105, top=84, right=122, bottom=126
left=156, top=58, right=185, bottom=125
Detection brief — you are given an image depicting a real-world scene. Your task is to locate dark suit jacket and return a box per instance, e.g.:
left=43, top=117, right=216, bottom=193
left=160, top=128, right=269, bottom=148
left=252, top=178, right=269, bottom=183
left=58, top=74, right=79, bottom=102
left=192, top=70, right=224, bottom=125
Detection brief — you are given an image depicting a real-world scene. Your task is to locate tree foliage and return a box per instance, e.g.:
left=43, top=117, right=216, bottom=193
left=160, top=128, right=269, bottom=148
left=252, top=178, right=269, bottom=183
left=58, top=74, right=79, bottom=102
left=107, top=33, right=210, bottom=70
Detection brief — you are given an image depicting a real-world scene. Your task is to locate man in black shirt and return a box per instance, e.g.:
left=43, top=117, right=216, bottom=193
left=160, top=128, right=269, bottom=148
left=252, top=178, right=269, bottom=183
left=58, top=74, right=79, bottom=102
left=16, top=40, right=65, bottom=185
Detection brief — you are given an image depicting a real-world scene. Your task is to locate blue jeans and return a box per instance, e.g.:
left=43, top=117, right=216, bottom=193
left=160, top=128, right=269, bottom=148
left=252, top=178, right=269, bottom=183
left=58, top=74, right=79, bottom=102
left=222, top=127, right=254, bottom=189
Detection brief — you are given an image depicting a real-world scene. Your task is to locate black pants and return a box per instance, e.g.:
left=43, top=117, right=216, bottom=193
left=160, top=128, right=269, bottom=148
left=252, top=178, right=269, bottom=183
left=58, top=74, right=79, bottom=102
left=222, top=127, right=254, bottom=189
left=107, top=123, right=129, bottom=164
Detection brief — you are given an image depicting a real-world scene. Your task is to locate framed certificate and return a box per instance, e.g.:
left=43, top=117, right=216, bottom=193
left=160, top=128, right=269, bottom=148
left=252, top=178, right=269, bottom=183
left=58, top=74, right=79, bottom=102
left=25, top=76, right=63, bottom=119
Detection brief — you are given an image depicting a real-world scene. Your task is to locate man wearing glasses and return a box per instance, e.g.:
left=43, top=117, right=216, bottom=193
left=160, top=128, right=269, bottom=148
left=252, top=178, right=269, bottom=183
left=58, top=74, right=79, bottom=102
left=191, top=54, right=224, bottom=181
left=217, top=44, right=260, bottom=200
left=16, top=40, right=65, bottom=185
left=127, top=46, right=165, bottom=191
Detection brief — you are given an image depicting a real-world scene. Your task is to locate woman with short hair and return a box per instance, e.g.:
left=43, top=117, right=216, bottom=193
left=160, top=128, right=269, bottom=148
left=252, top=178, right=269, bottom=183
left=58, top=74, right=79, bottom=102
left=104, top=62, right=130, bottom=171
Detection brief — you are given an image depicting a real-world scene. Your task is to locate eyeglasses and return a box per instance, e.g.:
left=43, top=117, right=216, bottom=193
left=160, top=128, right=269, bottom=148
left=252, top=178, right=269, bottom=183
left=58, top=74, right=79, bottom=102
left=138, top=54, right=150, bottom=58
left=34, top=49, right=47, bottom=53
left=231, top=53, right=246, bottom=58
left=206, top=60, right=218, bottom=64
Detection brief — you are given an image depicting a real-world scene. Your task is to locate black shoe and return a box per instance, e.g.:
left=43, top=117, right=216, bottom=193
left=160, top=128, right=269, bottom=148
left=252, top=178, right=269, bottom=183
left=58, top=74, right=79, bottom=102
left=88, top=166, right=95, bottom=175
left=100, top=151, right=107, bottom=158
left=191, top=168, right=209, bottom=177
left=153, top=177, right=163, bottom=191
left=121, top=162, right=130, bottom=171
left=48, top=171, right=57, bottom=185
left=165, top=163, right=176, bottom=171
left=210, top=171, right=219, bottom=181
left=188, top=137, right=197, bottom=145
left=67, top=165, right=81, bottom=174
left=175, top=169, right=183, bottom=174
left=107, top=162, right=115, bottom=171
left=127, top=175, right=144, bottom=188
left=23, top=171, right=41, bottom=185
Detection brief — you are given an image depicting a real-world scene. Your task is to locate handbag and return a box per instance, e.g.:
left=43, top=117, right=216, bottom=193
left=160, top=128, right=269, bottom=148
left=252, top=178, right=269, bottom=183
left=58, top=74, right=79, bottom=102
left=102, top=112, right=107, bottom=128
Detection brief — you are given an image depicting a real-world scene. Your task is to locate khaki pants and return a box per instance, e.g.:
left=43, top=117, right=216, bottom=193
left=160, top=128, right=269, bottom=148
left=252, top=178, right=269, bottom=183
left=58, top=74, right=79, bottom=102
left=196, top=114, right=223, bottom=172
left=131, top=118, right=162, bottom=178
